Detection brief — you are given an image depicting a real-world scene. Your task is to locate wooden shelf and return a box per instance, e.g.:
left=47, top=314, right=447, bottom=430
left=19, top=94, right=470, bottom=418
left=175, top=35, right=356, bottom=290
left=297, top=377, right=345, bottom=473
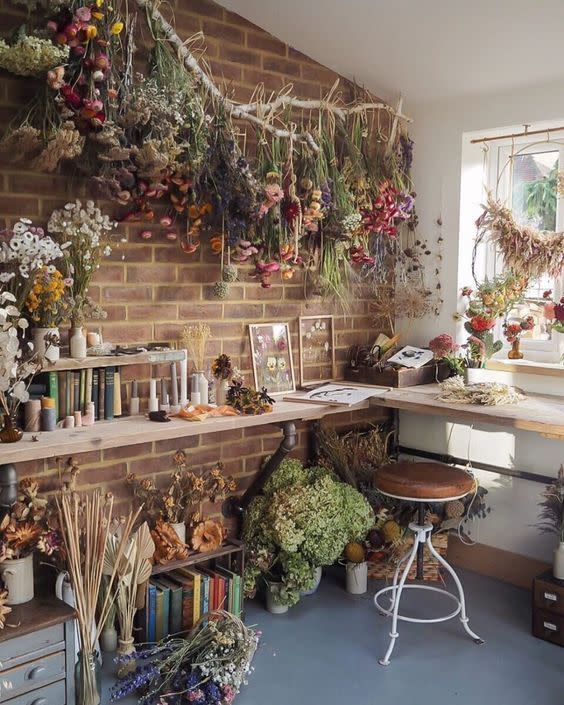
left=44, top=348, right=186, bottom=372
left=370, top=383, right=564, bottom=439
left=151, top=539, right=243, bottom=575
left=0, top=399, right=371, bottom=464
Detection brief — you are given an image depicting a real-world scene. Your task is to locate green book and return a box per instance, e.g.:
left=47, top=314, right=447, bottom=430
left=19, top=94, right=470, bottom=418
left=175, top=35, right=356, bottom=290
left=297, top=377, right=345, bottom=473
left=79, top=369, right=86, bottom=412
left=58, top=371, right=66, bottom=420
left=85, top=369, right=93, bottom=413
left=72, top=371, right=80, bottom=413
left=48, top=370, right=59, bottom=420
left=65, top=371, right=72, bottom=416
left=154, top=585, right=164, bottom=642
left=169, top=571, right=194, bottom=631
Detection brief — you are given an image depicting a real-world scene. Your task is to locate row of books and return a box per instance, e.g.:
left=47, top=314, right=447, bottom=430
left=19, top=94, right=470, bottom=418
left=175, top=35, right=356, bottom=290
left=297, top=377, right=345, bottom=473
left=141, top=565, right=243, bottom=643
left=31, top=367, right=122, bottom=422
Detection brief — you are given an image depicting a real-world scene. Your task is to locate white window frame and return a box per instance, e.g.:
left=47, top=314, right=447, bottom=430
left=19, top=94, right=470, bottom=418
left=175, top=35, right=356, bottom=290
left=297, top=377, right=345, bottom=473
left=480, top=134, right=564, bottom=362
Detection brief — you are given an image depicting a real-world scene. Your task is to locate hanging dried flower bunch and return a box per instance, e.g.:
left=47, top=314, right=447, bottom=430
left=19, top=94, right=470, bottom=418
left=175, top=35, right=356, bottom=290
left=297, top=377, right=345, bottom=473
left=475, top=195, right=564, bottom=280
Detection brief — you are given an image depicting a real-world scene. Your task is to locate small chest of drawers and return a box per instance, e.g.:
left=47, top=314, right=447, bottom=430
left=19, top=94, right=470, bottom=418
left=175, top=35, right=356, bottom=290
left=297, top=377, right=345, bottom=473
left=0, top=598, right=75, bottom=704
left=532, top=571, right=564, bottom=647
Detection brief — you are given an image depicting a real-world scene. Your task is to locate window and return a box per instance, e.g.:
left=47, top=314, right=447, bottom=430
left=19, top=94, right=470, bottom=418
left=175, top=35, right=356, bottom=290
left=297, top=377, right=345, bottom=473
left=480, top=131, right=564, bottom=362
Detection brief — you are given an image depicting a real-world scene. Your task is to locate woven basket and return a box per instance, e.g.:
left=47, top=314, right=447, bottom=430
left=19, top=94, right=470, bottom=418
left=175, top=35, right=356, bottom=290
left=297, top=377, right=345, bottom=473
left=368, top=533, right=449, bottom=582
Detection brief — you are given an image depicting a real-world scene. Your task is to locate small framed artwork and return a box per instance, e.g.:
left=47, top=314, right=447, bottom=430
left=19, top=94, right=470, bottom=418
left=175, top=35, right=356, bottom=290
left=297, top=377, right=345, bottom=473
left=248, top=322, right=296, bottom=395
left=298, top=315, right=336, bottom=387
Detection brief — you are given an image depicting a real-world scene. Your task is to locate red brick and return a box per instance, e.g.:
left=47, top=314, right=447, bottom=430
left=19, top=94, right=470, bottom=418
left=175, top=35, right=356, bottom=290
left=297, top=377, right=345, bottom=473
left=128, top=303, right=177, bottom=321
left=102, top=286, right=153, bottom=303
left=246, top=31, right=287, bottom=57
left=155, top=285, right=202, bottom=302
left=262, top=56, right=301, bottom=77
left=220, top=45, right=260, bottom=66
left=127, top=264, right=177, bottom=284
left=203, top=19, right=245, bottom=45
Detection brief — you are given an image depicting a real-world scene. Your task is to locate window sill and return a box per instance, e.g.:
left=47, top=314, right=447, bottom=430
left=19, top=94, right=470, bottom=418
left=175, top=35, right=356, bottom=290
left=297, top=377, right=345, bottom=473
left=486, top=358, right=564, bottom=378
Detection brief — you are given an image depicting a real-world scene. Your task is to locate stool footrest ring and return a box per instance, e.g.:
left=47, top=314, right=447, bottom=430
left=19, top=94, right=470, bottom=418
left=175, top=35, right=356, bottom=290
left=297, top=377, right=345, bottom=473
left=374, top=584, right=462, bottom=624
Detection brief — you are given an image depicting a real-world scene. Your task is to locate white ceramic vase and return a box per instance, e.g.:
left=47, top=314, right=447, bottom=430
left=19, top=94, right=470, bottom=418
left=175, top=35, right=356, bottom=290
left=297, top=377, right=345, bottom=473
left=553, top=541, right=564, bottom=580
left=171, top=521, right=186, bottom=544
left=0, top=553, right=34, bottom=605
left=346, top=561, right=368, bottom=595
left=32, top=327, right=60, bottom=362
left=265, top=581, right=289, bottom=614
left=70, top=326, right=87, bottom=360
left=464, top=367, right=489, bottom=385
left=100, top=625, right=118, bottom=653
left=301, top=566, right=322, bottom=596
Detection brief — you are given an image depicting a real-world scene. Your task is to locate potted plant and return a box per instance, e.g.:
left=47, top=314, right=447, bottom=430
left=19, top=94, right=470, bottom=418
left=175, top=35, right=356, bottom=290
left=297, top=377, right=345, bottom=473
left=25, top=265, right=70, bottom=362
left=211, top=353, right=236, bottom=406
left=537, top=465, right=564, bottom=580
left=344, top=542, right=368, bottom=594
left=242, top=457, right=374, bottom=613
left=428, top=333, right=466, bottom=376
left=47, top=199, right=115, bottom=359
left=502, top=316, right=534, bottom=359
left=0, top=479, right=55, bottom=604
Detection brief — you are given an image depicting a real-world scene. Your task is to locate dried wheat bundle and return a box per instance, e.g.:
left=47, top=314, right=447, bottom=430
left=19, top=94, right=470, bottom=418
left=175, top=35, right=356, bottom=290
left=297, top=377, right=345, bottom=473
left=181, top=322, right=211, bottom=371
left=437, top=376, right=525, bottom=406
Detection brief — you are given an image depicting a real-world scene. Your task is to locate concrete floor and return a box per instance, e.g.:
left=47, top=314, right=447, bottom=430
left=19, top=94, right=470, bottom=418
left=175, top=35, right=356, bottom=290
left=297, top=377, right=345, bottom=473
left=103, top=569, right=563, bottom=705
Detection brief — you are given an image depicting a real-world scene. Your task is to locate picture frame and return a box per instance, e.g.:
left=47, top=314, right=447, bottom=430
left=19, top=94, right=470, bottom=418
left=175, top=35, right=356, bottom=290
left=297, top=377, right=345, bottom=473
left=298, top=315, right=336, bottom=387
left=248, top=322, right=296, bottom=395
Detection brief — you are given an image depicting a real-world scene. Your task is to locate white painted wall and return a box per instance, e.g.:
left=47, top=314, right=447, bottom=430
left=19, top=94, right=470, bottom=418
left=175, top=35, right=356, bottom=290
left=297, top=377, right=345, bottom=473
left=397, top=82, right=564, bottom=563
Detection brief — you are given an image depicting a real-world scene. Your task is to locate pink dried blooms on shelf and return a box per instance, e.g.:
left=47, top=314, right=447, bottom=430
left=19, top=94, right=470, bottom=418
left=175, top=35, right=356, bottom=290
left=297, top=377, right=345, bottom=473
left=542, top=290, right=564, bottom=334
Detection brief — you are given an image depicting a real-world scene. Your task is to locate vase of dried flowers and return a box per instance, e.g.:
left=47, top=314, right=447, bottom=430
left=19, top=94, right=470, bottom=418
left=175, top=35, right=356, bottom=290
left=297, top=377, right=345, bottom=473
left=31, top=327, right=60, bottom=363
left=212, top=354, right=234, bottom=406
left=75, top=649, right=102, bottom=705
left=507, top=339, right=524, bottom=360
left=116, top=637, right=136, bottom=678
left=0, top=413, right=23, bottom=443
left=0, top=553, right=34, bottom=605
left=537, top=465, right=564, bottom=580
left=181, top=323, right=211, bottom=405
left=170, top=521, right=186, bottom=543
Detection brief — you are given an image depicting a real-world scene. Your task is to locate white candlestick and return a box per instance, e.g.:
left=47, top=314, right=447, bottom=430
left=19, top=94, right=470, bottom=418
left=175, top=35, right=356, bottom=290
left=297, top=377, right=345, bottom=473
left=170, top=362, right=179, bottom=406
left=179, top=349, right=188, bottom=406
left=149, top=378, right=158, bottom=412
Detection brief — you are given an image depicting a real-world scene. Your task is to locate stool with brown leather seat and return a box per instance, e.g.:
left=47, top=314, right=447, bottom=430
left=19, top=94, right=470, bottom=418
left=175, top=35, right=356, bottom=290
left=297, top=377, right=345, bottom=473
left=373, top=461, right=484, bottom=665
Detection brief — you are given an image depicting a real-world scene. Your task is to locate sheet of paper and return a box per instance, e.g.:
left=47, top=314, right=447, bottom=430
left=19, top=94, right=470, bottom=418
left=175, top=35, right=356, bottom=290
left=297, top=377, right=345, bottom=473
left=387, top=346, right=434, bottom=369
left=284, top=383, right=389, bottom=407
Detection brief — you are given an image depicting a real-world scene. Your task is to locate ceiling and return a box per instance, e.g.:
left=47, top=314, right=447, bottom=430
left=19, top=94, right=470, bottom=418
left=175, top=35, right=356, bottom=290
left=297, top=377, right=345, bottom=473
left=220, top=0, right=564, bottom=107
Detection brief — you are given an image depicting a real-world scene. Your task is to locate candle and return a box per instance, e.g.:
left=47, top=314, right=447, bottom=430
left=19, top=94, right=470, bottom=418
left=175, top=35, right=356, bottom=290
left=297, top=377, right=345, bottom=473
left=24, top=399, right=41, bottom=432
left=170, top=362, right=179, bottom=406
left=83, top=402, right=95, bottom=426
left=148, top=378, right=158, bottom=413
left=179, top=349, right=188, bottom=405
left=132, top=380, right=138, bottom=398
left=160, top=378, right=167, bottom=405
left=40, top=396, right=56, bottom=432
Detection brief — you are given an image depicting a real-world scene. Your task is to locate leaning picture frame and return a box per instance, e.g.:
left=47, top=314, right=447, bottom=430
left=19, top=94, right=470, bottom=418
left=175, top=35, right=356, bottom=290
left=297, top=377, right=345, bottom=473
left=248, top=322, right=296, bottom=395
left=298, top=315, right=336, bottom=387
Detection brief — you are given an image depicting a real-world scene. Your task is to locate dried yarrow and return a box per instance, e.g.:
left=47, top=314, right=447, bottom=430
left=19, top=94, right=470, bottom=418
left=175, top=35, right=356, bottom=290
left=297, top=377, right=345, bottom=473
left=31, top=122, right=85, bottom=173
left=0, top=35, right=68, bottom=77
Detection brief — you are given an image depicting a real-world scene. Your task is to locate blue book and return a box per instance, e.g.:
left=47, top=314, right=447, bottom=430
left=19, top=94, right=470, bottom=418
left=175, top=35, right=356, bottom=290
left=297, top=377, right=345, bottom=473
left=147, top=582, right=157, bottom=643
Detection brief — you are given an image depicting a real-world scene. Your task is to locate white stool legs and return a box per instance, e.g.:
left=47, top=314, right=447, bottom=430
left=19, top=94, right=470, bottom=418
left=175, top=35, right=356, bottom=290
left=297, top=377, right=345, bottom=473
left=374, top=522, right=484, bottom=666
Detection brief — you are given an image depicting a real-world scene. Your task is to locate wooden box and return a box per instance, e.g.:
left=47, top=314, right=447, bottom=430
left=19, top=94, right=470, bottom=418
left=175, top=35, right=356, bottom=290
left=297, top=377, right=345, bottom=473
left=532, top=571, right=564, bottom=646
left=344, top=361, right=451, bottom=388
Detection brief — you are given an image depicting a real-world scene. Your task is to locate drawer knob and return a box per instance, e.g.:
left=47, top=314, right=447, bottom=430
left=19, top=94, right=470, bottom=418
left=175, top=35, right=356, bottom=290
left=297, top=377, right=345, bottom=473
left=543, top=621, right=558, bottom=631
left=543, top=591, right=558, bottom=602
left=27, top=665, right=46, bottom=680
left=30, top=698, right=47, bottom=705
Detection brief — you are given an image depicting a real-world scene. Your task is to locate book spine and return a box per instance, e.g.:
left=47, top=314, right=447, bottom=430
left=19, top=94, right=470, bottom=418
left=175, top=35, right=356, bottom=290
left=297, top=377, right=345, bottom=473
left=147, top=583, right=156, bottom=643
left=92, top=368, right=99, bottom=419
left=85, top=368, right=93, bottom=413
left=104, top=366, right=114, bottom=420
left=193, top=573, right=201, bottom=625
left=155, top=588, right=164, bottom=642
left=113, top=369, right=122, bottom=417
left=79, top=369, right=86, bottom=412
left=65, top=371, right=72, bottom=416
left=201, top=574, right=209, bottom=617
left=182, top=579, right=194, bottom=630
left=170, top=586, right=183, bottom=635
left=58, top=371, right=66, bottom=421
left=72, top=371, right=79, bottom=414
left=99, top=368, right=105, bottom=420
left=48, top=371, right=59, bottom=420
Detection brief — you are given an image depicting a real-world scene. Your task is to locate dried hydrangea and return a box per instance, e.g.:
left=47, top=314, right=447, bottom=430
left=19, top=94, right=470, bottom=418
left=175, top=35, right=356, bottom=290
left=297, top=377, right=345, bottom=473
left=0, top=35, right=68, bottom=77
left=0, top=125, right=43, bottom=163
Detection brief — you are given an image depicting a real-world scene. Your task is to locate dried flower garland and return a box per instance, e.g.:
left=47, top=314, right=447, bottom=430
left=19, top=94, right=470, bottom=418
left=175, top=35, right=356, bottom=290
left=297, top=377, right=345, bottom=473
left=437, top=377, right=525, bottom=406
left=475, top=195, right=564, bottom=280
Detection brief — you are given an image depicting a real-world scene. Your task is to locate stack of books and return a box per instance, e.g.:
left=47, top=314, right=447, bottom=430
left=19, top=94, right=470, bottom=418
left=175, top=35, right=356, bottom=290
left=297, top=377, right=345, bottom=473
left=31, top=366, right=122, bottom=422
left=141, top=565, right=243, bottom=643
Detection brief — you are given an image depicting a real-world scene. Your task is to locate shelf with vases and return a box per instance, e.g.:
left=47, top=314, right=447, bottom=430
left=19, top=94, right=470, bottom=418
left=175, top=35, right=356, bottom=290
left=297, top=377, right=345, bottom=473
left=44, top=348, right=186, bottom=373
left=0, top=399, right=376, bottom=464
left=151, top=539, right=244, bottom=576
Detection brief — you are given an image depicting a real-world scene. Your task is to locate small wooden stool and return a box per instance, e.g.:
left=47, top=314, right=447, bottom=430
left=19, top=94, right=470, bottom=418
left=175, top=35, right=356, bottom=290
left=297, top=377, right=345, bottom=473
left=373, top=461, right=484, bottom=665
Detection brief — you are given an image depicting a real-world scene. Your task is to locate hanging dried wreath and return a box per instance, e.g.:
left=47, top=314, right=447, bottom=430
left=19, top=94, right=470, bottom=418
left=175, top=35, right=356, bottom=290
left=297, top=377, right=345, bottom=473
left=475, top=195, right=564, bottom=280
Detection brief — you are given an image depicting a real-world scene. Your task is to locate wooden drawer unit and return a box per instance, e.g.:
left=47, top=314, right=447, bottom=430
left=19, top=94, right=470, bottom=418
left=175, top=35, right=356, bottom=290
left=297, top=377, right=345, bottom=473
left=0, top=598, right=75, bottom=704
left=532, top=571, right=564, bottom=646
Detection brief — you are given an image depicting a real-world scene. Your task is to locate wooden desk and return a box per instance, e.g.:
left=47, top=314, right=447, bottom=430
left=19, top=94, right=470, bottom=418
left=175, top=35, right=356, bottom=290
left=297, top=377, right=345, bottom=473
left=370, top=383, right=564, bottom=439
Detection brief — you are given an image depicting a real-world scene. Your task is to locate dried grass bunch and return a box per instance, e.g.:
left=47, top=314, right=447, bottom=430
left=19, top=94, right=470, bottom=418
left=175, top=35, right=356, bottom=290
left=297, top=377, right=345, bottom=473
left=437, top=377, right=525, bottom=406
left=181, top=322, right=211, bottom=372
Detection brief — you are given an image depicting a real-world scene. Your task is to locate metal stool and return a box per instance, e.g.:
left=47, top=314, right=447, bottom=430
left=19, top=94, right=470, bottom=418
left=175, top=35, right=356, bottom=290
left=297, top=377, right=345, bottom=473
left=373, top=462, right=484, bottom=666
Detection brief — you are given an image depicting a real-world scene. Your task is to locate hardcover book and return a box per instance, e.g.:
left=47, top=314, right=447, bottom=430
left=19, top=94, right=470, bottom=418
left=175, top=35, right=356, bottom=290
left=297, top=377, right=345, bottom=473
left=104, top=366, right=115, bottom=420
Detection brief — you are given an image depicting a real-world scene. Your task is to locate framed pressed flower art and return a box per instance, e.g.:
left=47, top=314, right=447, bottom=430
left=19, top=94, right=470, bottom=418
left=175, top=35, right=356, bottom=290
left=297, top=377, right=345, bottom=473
left=248, top=323, right=295, bottom=395
left=298, top=315, right=336, bottom=386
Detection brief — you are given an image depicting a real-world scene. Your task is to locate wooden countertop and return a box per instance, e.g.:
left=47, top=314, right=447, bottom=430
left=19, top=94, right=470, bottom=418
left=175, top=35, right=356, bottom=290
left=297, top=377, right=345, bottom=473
left=0, top=596, right=75, bottom=642
left=371, top=384, right=564, bottom=439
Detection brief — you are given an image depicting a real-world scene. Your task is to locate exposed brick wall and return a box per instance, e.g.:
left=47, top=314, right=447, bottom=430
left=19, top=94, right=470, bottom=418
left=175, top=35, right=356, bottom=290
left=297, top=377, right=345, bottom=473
left=0, top=0, right=390, bottom=520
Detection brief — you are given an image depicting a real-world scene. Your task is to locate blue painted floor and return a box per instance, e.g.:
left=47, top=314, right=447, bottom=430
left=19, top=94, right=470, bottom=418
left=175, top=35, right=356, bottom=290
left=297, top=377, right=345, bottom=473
left=103, top=569, right=563, bottom=704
